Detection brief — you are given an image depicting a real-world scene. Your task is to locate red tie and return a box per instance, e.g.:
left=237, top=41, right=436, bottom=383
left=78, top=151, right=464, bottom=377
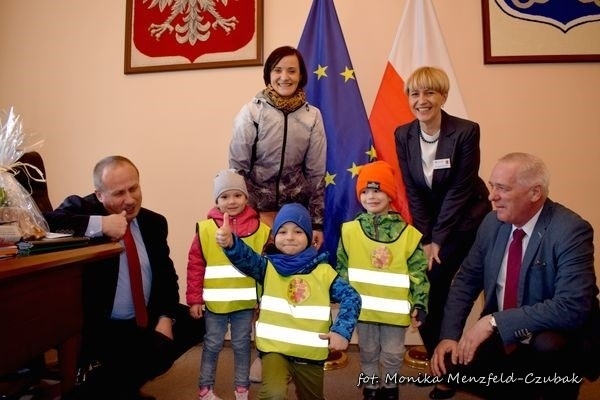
left=503, top=229, right=526, bottom=310
left=123, top=224, right=148, bottom=328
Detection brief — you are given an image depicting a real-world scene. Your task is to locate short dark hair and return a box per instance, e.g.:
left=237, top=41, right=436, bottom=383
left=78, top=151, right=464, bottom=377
left=262, top=45, right=308, bottom=88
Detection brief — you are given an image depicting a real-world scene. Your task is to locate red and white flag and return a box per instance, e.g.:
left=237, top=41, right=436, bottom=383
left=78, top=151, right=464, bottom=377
left=369, top=0, right=467, bottom=223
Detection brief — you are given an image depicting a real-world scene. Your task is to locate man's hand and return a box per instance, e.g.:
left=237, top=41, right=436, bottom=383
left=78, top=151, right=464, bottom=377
left=155, top=316, right=174, bottom=340
left=455, top=315, right=494, bottom=365
left=431, top=339, right=458, bottom=376
left=318, top=331, right=349, bottom=351
left=102, top=210, right=128, bottom=240
left=216, top=213, right=233, bottom=249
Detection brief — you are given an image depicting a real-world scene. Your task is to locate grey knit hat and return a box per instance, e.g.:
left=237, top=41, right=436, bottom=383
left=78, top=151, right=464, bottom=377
left=213, top=169, right=248, bottom=200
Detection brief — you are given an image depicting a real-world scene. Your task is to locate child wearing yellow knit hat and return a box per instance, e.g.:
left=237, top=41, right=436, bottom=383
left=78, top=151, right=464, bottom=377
left=337, top=160, right=430, bottom=400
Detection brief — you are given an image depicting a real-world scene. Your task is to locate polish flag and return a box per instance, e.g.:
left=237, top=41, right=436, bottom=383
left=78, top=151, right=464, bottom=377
left=369, top=0, right=467, bottom=223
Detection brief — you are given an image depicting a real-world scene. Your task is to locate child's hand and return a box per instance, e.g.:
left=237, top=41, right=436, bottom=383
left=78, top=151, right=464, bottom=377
left=189, top=304, right=203, bottom=319
left=411, top=307, right=427, bottom=328
left=216, top=213, right=233, bottom=248
left=319, top=331, right=349, bottom=351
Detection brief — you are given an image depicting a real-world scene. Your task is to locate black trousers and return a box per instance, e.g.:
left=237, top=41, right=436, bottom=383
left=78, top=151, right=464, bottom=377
left=74, top=304, right=204, bottom=398
left=440, top=331, right=583, bottom=400
left=418, top=230, right=476, bottom=357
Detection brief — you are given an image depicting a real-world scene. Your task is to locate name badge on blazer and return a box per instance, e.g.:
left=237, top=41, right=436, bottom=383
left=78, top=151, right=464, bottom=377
left=433, top=158, right=451, bottom=169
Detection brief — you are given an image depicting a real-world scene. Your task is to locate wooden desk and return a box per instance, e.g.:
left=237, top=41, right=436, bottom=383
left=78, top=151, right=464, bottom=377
left=0, top=243, right=122, bottom=394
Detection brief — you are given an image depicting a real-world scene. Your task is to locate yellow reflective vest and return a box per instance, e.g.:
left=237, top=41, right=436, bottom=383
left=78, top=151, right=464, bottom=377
left=198, top=220, right=270, bottom=314
left=255, top=262, right=337, bottom=361
left=341, top=220, right=422, bottom=326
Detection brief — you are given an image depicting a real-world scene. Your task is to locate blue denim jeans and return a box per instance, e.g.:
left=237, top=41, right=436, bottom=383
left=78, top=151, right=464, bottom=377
left=199, top=308, right=254, bottom=389
left=357, top=321, right=406, bottom=389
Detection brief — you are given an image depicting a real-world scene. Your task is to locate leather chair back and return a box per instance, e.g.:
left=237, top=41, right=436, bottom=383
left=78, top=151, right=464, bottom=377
left=13, top=151, right=53, bottom=213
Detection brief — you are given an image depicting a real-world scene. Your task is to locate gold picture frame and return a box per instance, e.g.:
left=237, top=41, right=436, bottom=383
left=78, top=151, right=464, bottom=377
left=125, top=0, right=263, bottom=74
left=482, top=0, right=600, bottom=64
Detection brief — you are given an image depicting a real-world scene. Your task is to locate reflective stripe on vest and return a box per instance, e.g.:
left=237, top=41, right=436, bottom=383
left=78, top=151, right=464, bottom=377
left=198, top=219, right=270, bottom=313
left=255, top=262, right=337, bottom=361
left=342, top=220, right=422, bottom=326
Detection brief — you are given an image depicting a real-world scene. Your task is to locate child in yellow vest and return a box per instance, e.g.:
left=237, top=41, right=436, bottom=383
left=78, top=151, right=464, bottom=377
left=336, top=161, right=430, bottom=400
left=216, top=202, right=361, bottom=400
left=186, top=169, right=271, bottom=400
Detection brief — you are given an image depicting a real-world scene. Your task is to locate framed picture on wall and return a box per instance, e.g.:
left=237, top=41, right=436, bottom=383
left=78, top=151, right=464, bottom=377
left=482, top=0, right=600, bottom=64
left=125, top=0, right=263, bottom=74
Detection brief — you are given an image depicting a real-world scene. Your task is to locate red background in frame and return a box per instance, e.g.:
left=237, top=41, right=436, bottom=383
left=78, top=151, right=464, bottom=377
left=132, top=0, right=257, bottom=63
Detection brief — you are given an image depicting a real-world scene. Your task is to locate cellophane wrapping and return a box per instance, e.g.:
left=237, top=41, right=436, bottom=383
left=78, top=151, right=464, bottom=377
left=0, top=107, right=49, bottom=242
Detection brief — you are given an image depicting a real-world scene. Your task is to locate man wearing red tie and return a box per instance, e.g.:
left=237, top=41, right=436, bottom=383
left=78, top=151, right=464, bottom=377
left=45, top=155, right=201, bottom=400
left=430, top=152, right=600, bottom=400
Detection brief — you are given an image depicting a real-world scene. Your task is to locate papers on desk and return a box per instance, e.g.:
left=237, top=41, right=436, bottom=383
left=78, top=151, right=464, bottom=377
left=0, top=244, right=18, bottom=259
left=45, top=232, right=74, bottom=239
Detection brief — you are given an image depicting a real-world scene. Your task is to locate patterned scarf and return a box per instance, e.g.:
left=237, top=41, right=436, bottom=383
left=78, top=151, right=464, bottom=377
left=263, top=84, right=307, bottom=115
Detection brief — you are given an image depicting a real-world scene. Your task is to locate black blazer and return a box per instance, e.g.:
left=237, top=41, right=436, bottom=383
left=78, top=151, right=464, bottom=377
left=394, top=111, right=491, bottom=246
left=44, top=194, right=180, bottom=336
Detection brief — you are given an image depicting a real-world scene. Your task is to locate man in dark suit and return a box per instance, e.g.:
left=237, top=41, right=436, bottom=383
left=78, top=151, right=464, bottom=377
left=44, top=155, right=203, bottom=400
left=430, top=152, right=600, bottom=400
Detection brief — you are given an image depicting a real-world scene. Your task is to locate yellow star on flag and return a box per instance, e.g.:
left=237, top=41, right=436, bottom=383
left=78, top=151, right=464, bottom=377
left=324, top=171, right=336, bottom=187
left=314, top=64, right=328, bottom=80
left=366, top=145, right=377, bottom=160
left=347, top=162, right=362, bottom=178
left=340, top=66, right=355, bottom=83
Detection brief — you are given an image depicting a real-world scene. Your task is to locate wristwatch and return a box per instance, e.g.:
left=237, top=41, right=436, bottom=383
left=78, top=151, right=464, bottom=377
left=488, top=314, right=498, bottom=331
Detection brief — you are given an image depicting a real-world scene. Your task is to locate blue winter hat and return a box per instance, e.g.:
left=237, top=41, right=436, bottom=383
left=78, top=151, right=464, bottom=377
left=272, top=203, right=313, bottom=244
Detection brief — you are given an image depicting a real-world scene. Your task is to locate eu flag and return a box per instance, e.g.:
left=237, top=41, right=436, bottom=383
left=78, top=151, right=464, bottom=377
left=298, top=0, right=375, bottom=266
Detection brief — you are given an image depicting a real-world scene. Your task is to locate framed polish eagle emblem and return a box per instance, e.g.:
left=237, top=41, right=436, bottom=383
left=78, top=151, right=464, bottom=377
left=125, top=0, right=263, bottom=74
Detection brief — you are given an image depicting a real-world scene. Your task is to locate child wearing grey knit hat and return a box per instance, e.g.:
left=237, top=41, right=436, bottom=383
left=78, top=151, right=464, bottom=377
left=213, top=169, right=248, bottom=200
left=187, top=167, right=269, bottom=400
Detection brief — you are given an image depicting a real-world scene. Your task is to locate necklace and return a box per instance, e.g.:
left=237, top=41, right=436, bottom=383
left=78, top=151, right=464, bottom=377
left=419, top=130, right=440, bottom=144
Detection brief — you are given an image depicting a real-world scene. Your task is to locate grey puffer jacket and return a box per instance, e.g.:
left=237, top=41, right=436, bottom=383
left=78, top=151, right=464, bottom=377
left=229, top=91, right=326, bottom=229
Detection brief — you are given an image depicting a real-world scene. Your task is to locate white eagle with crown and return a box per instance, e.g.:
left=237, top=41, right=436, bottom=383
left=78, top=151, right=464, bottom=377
left=142, top=0, right=239, bottom=45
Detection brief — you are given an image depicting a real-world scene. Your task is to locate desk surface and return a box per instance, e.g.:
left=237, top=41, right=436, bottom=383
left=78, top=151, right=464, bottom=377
left=0, top=242, right=123, bottom=280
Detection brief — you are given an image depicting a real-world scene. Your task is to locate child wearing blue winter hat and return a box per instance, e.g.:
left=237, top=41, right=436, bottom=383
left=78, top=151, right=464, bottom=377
left=216, top=203, right=361, bottom=400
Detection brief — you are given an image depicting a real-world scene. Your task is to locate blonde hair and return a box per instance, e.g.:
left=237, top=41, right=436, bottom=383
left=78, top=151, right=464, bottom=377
left=404, top=66, right=450, bottom=96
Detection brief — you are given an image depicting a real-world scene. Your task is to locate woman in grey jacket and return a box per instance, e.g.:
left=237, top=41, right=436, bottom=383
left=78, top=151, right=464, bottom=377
left=229, top=45, right=326, bottom=249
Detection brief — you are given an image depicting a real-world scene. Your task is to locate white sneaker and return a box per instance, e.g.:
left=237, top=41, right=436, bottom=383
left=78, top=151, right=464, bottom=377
left=198, top=389, right=222, bottom=400
left=249, top=357, right=262, bottom=383
left=234, top=390, right=249, bottom=400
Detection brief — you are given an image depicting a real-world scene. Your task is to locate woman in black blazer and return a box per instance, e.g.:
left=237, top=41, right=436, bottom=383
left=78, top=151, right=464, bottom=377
left=394, top=66, right=491, bottom=399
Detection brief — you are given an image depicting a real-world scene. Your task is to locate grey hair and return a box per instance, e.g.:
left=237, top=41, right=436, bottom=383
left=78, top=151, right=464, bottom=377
left=498, top=152, right=550, bottom=197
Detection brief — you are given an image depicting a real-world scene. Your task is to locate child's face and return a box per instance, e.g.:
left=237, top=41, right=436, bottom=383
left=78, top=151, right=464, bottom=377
left=274, top=221, right=309, bottom=255
left=216, top=190, right=247, bottom=216
left=359, top=188, right=392, bottom=215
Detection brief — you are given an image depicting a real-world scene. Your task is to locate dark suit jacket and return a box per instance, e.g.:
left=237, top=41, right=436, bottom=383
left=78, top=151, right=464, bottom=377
left=394, top=111, right=490, bottom=246
left=441, top=199, right=600, bottom=350
left=44, top=194, right=180, bottom=351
